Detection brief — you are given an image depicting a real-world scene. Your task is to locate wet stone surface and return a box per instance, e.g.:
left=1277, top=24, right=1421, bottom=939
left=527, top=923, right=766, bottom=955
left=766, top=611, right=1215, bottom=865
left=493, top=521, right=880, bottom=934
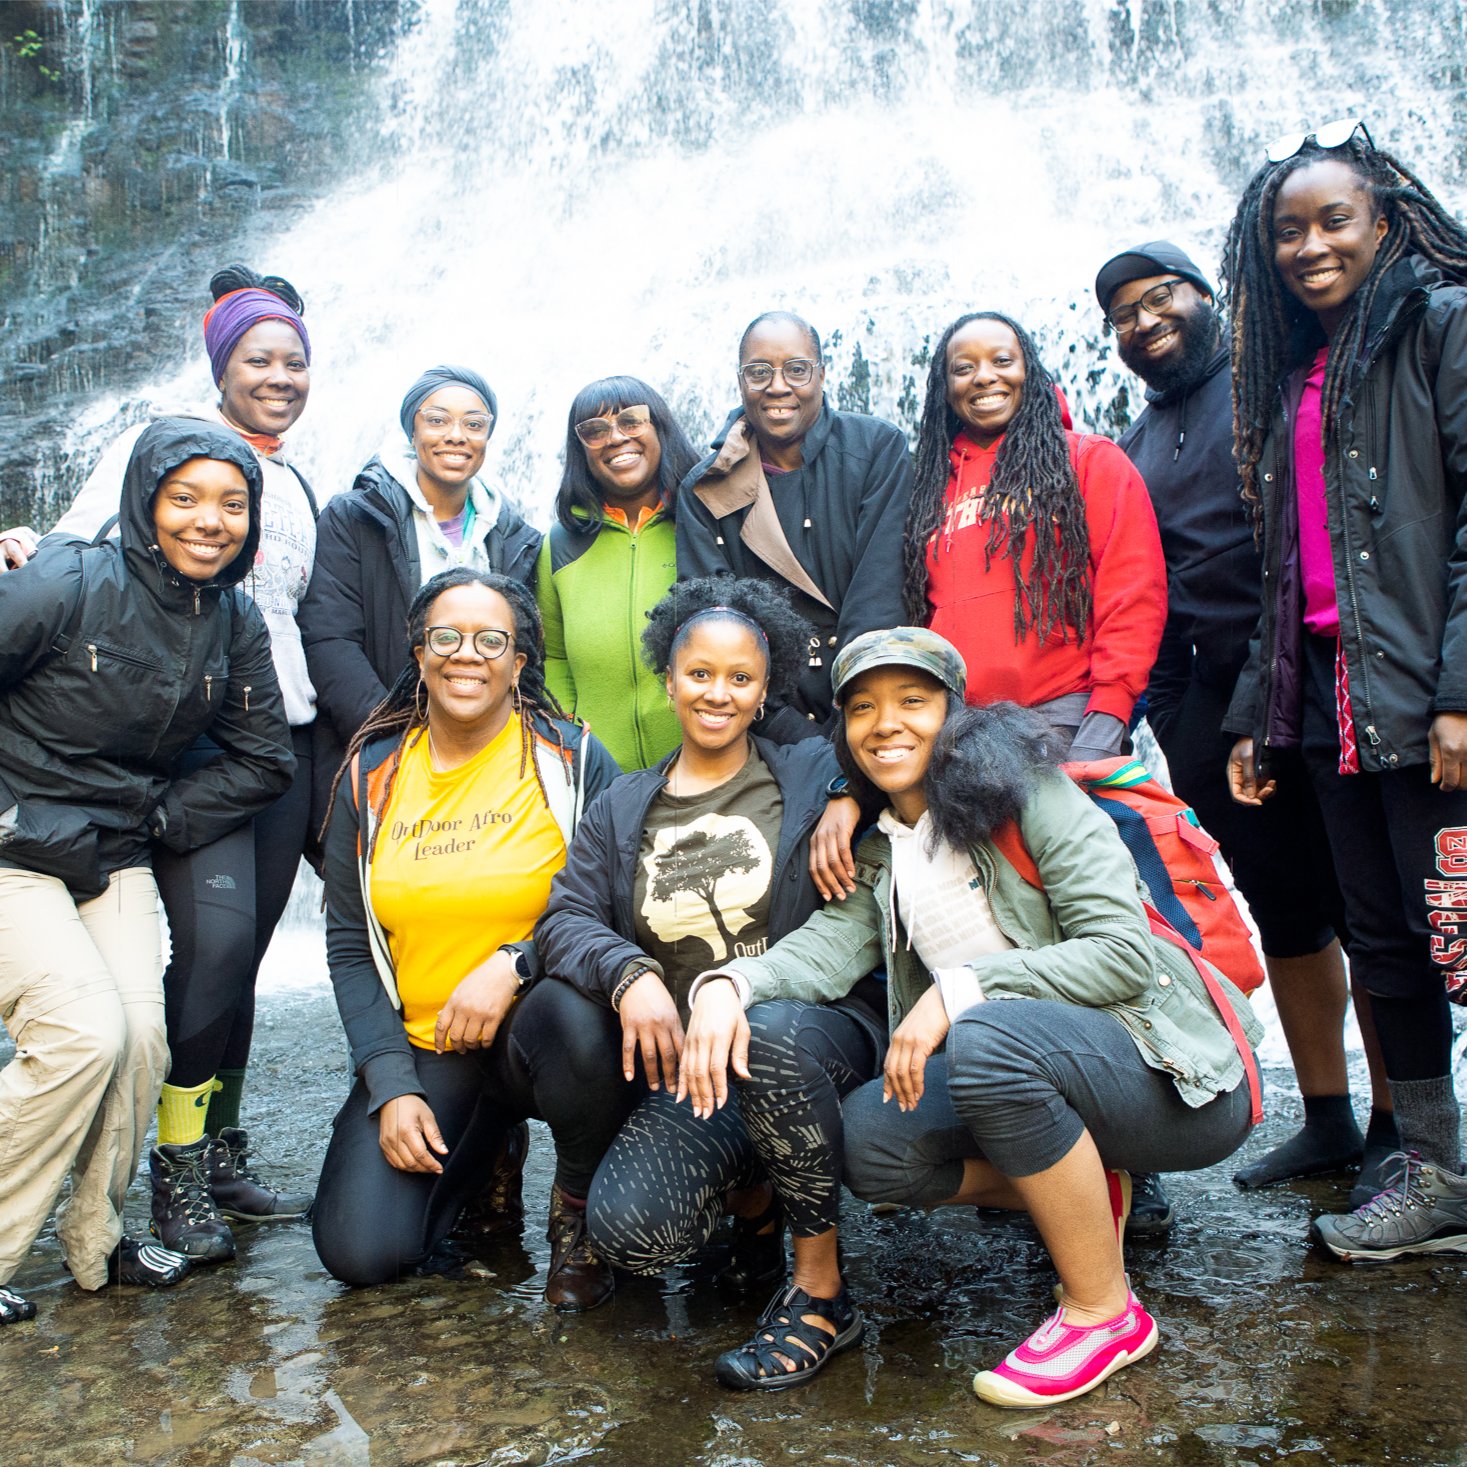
left=2, top=985, right=1465, bottom=1467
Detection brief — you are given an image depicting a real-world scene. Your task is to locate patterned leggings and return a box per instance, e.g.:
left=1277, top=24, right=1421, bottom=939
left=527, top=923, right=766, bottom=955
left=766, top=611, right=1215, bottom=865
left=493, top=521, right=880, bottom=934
left=586, top=999, right=881, bottom=1272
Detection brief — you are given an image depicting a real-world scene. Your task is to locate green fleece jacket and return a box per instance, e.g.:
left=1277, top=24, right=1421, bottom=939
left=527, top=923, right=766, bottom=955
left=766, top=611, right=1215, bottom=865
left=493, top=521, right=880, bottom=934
left=536, top=510, right=679, bottom=772
left=724, top=771, right=1262, bottom=1109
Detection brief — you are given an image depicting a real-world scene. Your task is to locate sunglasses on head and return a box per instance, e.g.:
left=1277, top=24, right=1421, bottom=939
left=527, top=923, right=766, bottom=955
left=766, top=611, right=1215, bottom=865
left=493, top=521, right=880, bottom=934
left=1266, top=117, right=1372, bottom=164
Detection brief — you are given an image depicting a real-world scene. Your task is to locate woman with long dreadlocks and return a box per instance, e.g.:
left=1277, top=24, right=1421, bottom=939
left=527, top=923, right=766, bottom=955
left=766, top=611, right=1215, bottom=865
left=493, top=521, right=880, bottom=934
left=903, top=311, right=1165, bottom=763
left=310, top=569, right=627, bottom=1304
left=1221, top=120, right=1467, bottom=1261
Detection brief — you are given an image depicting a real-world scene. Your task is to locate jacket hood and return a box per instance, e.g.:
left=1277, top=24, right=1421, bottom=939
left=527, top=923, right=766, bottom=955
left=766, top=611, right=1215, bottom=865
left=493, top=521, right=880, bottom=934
left=122, top=418, right=264, bottom=594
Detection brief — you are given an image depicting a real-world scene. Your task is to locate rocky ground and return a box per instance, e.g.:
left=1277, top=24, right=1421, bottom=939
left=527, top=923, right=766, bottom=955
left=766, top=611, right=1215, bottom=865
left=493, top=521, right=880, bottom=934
left=2, top=941, right=1465, bottom=1466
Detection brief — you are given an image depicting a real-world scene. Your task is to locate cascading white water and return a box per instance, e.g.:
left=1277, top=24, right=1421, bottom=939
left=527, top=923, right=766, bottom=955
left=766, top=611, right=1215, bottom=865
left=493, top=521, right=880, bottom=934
left=60, top=0, right=1467, bottom=521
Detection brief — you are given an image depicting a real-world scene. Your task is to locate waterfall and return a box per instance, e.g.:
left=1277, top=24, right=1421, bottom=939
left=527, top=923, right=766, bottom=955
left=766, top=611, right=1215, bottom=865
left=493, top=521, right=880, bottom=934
left=50, top=0, right=1467, bottom=524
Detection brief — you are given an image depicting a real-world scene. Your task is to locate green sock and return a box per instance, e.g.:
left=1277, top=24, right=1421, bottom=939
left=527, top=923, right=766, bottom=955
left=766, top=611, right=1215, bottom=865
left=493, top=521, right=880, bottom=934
left=157, top=1078, right=214, bottom=1147
left=205, top=1068, right=246, bottom=1136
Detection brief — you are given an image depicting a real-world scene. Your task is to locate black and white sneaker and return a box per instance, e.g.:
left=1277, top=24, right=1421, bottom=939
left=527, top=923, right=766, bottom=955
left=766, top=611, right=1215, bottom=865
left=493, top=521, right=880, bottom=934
left=0, top=1285, right=37, bottom=1324
left=107, top=1237, right=192, bottom=1287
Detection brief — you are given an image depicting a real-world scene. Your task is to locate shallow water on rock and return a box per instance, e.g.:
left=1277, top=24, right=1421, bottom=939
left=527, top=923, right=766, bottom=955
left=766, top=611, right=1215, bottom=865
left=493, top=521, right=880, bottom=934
left=3, top=983, right=1465, bottom=1466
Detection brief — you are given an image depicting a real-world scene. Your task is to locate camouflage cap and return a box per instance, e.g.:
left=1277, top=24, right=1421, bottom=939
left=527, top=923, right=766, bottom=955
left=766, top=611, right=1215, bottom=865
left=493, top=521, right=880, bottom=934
left=831, top=627, right=967, bottom=706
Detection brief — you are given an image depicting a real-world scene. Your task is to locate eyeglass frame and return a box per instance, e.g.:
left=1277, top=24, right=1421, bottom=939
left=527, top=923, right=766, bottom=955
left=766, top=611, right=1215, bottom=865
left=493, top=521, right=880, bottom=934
left=573, top=404, right=653, bottom=447
left=423, top=626, right=514, bottom=659
left=1104, top=278, right=1191, bottom=335
left=738, top=358, right=820, bottom=390
left=414, top=407, right=494, bottom=440
left=1266, top=117, right=1373, bottom=165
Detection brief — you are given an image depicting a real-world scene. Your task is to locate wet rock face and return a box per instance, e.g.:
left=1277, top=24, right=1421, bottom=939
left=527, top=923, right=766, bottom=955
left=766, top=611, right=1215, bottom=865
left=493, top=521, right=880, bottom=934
left=0, top=0, right=410, bottom=529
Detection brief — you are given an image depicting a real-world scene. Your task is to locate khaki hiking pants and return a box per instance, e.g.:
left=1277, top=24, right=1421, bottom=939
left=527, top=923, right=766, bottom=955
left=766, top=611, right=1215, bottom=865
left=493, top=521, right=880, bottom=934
left=0, top=867, right=167, bottom=1290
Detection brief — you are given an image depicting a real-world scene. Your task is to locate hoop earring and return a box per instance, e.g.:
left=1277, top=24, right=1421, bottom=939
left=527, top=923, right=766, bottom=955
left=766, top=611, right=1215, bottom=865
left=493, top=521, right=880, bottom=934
left=414, top=677, right=428, bottom=724
left=755, top=702, right=766, bottom=721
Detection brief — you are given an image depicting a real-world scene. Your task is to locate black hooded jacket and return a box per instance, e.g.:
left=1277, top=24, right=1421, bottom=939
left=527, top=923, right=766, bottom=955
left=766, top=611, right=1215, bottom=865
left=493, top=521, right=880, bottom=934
left=300, top=456, right=541, bottom=746
left=0, top=419, right=295, bottom=895
left=1118, top=348, right=1261, bottom=740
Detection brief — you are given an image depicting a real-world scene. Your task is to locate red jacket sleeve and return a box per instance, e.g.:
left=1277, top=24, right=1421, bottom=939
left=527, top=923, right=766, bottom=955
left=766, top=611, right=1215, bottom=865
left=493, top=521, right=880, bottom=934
left=1074, top=435, right=1167, bottom=723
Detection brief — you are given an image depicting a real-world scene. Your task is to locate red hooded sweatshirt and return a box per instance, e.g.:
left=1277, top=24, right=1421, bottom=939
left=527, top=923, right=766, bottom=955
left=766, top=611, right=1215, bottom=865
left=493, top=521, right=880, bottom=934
left=925, top=428, right=1166, bottom=721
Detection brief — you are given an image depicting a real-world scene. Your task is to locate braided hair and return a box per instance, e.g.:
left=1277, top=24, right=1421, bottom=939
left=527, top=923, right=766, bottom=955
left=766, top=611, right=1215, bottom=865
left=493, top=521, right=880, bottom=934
left=323, top=569, right=571, bottom=856
left=1222, top=133, right=1467, bottom=519
left=904, top=312, right=1091, bottom=642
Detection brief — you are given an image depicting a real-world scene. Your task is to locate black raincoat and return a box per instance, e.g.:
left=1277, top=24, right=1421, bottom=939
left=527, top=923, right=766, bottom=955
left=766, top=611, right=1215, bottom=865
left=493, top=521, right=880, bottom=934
left=0, top=419, right=294, bottom=896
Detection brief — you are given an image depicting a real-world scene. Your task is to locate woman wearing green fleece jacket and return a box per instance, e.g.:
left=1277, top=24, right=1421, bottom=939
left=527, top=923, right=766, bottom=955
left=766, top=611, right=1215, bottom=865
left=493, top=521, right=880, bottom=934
left=537, top=376, right=699, bottom=772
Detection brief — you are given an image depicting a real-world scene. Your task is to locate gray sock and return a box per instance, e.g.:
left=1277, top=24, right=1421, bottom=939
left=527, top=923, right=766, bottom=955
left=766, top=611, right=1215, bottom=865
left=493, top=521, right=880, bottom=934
left=1387, top=1076, right=1462, bottom=1172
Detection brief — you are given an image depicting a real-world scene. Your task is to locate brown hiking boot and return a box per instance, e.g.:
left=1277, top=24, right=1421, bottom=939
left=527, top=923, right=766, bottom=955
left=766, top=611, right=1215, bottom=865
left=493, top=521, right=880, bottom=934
left=545, top=1184, right=613, bottom=1313
left=453, top=1120, right=529, bottom=1239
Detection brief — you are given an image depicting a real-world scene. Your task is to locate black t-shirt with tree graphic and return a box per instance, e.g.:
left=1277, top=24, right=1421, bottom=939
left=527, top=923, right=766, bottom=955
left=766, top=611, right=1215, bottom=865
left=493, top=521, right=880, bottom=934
left=633, top=746, right=784, bottom=1015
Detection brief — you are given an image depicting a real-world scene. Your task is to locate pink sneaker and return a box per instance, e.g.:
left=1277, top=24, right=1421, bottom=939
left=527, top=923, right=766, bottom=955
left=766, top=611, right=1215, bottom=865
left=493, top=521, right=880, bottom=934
left=972, top=1293, right=1158, bottom=1408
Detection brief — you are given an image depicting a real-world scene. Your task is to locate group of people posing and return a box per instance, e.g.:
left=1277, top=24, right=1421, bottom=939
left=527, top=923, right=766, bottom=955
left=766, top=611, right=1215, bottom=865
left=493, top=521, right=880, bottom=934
left=0, top=119, right=1464, bottom=1411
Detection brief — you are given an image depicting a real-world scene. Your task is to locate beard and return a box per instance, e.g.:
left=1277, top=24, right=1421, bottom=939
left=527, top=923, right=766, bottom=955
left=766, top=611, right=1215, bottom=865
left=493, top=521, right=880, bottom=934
left=1120, top=301, right=1222, bottom=395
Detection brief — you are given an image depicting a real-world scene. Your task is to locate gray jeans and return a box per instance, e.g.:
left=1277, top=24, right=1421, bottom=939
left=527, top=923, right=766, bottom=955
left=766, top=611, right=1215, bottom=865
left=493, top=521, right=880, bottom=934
left=843, top=999, right=1253, bottom=1205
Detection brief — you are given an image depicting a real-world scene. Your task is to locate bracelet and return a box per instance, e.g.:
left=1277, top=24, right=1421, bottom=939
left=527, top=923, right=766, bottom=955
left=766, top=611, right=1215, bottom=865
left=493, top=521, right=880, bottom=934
left=612, top=968, right=650, bottom=1012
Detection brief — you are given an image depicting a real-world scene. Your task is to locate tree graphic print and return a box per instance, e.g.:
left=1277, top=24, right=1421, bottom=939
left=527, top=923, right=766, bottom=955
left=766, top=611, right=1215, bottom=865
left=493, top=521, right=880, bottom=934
left=649, top=826, right=759, bottom=961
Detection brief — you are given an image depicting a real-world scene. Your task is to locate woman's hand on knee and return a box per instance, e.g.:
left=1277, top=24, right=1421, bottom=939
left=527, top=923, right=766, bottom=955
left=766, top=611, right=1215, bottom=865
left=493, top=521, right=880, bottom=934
left=378, top=1095, right=448, bottom=1174
left=618, top=970, right=684, bottom=1091
left=434, top=951, right=519, bottom=1054
left=883, top=985, right=949, bottom=1113
left=678, top=978, right=749, bottom=1118
left=1226, top=737, right=1275, bottom=806
left=810, top=795, right=861, bottom=901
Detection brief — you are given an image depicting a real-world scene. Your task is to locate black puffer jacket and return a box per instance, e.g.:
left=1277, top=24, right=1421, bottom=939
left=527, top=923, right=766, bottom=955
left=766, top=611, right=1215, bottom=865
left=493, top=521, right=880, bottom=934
left=534, top=735, right=886, bottom=1040
left=0, top=419, right=294, bottom=895
left=1226, top=257, right=1467, bottom=771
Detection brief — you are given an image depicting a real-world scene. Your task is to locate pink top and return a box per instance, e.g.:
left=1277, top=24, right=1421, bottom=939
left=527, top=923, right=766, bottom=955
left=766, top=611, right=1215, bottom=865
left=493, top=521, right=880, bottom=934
left=1295, top=348, right=1339, bottom=637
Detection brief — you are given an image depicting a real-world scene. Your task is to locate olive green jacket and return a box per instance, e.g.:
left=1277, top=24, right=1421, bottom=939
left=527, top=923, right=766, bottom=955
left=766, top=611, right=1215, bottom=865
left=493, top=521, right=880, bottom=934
left=730, top=771, right=1262, bottom=1108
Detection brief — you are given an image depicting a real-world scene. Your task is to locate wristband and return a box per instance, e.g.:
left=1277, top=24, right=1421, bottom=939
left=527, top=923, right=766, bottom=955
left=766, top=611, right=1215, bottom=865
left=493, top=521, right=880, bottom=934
left=612, top=968, right=651, bottom=1012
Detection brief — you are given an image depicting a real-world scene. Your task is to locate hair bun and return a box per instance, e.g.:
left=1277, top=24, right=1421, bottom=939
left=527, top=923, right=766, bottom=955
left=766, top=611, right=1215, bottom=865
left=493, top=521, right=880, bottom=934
left=208, top=263, right=305, bottom=315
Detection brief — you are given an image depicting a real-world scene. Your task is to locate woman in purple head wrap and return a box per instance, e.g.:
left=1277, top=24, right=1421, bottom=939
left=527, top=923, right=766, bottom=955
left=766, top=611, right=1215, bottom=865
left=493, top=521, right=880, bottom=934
left=0, top=263, right=323, bottom=1262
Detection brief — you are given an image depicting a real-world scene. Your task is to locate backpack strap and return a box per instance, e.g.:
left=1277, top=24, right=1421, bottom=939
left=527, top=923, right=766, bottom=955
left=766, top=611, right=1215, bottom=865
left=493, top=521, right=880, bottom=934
left=990, top=819, right=1042, bottom=888
left=1144, top=904, right=1264, bottom=1127
left=991, top=817, right=1262, bottom=1126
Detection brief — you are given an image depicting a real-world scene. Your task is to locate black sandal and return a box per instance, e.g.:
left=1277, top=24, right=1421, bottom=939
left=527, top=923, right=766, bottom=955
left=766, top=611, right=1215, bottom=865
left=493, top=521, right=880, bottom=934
left=0, top=1286, right=36, bottom=1325
left=715, top=1281, right=864, bottom=1391
left=719, top=1190, right=786, bottom=1294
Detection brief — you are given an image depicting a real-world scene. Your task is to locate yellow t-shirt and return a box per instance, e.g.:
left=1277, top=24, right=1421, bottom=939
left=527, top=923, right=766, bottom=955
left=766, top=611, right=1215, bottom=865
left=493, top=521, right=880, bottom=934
left=369, top=714, right=568, bottom=1049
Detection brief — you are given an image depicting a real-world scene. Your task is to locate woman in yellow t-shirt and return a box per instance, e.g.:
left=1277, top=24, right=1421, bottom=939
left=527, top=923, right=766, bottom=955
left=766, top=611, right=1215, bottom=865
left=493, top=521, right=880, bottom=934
left=311, top=568, right=621, bottom=1301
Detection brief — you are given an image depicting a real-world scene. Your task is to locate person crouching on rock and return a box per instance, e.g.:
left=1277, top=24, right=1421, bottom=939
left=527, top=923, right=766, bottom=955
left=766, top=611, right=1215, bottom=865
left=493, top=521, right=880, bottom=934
left=310, top=570, right=624, bottom=1299
left=0, top=419, right=295, bottom=1324
left=680, top=628, right=1261, bottom=1402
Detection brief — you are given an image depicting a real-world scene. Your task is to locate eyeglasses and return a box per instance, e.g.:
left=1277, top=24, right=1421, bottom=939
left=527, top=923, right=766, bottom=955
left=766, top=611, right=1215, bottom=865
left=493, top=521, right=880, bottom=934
left=739, top=359, right=819, bottom=390
left=1105, top=278, right=1189, bottom=335
left=416, top=409, right=494, bottom=439
left=424, top=626, right=513, bottom=659
left=1266, top=117, right=1372, bottom=164
left=573, top=405, right=652, bottom=447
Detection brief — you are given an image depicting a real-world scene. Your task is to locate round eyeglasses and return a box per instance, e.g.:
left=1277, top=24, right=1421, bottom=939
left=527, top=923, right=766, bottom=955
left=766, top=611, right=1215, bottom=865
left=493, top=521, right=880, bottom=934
left=739, top=359, right=819, bottom=389
left=424, top=626, right=513, bottom=659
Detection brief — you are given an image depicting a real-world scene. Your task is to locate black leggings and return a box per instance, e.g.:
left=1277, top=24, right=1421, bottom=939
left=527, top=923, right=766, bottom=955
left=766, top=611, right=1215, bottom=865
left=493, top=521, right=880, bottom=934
left=312, top=978, right=634, bottom=1287
left=155, top=725, right=313, bottom=1087
left=587, top=999, right=880, bottom=1272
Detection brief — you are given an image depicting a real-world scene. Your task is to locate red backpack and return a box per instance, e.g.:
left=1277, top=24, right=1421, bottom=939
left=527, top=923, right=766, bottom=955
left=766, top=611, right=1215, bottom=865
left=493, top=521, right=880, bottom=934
left=991, top=756, right=1266, bottom=996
